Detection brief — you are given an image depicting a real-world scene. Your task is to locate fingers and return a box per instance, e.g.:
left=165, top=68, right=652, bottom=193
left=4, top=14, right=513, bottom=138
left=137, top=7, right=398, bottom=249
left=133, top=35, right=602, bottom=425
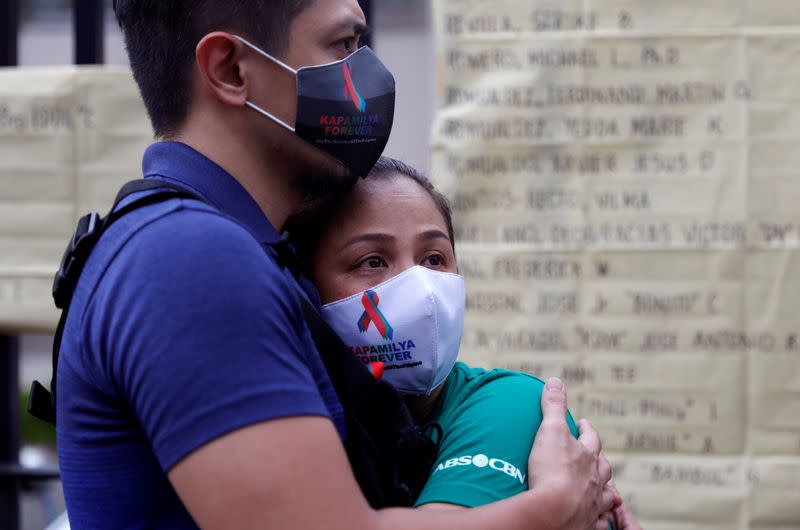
left=541, top=377, right=568, bottom=422
left=578, top=418, right=601, bottom=455
left=598, top=453, right=613, bottom=490
left=593, top=513, right=614, bottom=530
left=607, top=480, right=623, bottom=508
left=599, top=485, right=618, bottom=515
left=613, top=499, right=642, bottom=530
left=593, top=515, right=611, bottom=530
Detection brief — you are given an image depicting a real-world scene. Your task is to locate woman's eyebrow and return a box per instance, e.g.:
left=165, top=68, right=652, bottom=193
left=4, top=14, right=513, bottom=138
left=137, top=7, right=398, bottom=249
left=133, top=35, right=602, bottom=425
left=418, top=229, right=451, bottom=243
left=341, top=232, right=395, bottom=249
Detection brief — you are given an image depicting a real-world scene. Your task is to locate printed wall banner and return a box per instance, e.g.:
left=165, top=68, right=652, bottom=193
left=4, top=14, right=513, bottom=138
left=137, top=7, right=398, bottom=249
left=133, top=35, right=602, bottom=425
left=431, top=1, right=800, bottom=528
left=0, top=67, right=152, bottom=332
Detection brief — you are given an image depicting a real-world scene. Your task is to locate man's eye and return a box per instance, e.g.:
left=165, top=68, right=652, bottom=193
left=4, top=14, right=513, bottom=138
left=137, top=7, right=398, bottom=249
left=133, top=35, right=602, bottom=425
left=340, top=37, right=358, bottom=54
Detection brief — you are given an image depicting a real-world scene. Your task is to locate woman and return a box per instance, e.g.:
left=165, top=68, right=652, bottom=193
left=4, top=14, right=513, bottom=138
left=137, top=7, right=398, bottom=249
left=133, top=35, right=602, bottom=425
left=290, top=157, right=639, bottom=529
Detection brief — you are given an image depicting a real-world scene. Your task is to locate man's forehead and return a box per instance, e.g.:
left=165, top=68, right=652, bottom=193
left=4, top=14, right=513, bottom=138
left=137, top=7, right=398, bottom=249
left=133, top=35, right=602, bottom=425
left=301, top=0, right=367, bottom=33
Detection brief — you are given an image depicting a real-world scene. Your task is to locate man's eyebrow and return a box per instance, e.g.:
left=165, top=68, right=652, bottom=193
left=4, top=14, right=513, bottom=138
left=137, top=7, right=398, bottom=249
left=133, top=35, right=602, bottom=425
left=354, top=20, right=369, bottom=36
left=333, top=15, right=369, bottom=37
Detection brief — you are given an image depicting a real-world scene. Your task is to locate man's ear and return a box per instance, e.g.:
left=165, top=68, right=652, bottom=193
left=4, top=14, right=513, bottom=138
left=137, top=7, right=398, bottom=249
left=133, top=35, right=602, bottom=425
left=195, top=32, right=248, bottom=108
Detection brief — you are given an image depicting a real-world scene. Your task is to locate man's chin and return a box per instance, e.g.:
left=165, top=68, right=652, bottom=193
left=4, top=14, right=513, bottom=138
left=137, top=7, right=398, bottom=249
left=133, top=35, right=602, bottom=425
left=294, top=153, right=357, bottom=199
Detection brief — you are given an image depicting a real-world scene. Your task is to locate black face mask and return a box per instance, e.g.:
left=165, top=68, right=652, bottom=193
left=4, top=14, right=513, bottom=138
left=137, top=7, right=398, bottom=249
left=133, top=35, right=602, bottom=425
left=236, top=35, right=396, bottom=177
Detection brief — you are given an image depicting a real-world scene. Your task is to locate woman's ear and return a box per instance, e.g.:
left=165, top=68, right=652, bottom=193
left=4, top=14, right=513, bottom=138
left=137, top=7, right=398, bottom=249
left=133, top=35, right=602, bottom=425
left=195, top=32, right=248, bottom=108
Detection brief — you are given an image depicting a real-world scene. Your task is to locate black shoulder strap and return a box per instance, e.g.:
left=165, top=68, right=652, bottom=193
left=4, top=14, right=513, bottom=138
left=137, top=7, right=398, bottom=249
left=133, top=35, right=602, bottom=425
left=28, top=179, right=205, bottom=425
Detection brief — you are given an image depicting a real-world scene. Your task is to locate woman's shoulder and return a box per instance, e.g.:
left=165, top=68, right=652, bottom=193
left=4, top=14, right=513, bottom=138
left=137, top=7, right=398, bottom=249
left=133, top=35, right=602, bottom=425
left=440, top=362, right=579, bottom=437
left=449, top=361, right=547, bottom=392
left=442, top=362, right=548, bottom=410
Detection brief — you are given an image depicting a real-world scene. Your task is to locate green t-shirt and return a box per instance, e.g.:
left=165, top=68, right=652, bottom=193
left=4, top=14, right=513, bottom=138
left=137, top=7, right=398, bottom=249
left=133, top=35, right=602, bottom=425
left=414, top=362, right=580, bottom=508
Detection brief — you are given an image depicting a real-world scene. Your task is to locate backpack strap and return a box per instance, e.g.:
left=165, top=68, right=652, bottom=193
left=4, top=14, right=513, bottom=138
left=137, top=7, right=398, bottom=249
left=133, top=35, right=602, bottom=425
left=28, top=180, right=205, bottom=425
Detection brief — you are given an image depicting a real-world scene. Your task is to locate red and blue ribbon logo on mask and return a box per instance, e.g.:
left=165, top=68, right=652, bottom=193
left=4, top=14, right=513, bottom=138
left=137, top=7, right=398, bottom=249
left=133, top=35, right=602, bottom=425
left=366, top=361, right=384, bottom=380
left=358, top=290, right=393, bottom=340
left=342, top=63, right=366, bottom=112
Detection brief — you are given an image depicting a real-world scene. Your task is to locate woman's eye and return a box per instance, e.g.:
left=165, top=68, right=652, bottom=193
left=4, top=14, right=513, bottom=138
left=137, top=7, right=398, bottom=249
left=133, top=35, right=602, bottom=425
left=359, top=256, right=386, bottom=269
left=422, top=254, right=445, bottom=267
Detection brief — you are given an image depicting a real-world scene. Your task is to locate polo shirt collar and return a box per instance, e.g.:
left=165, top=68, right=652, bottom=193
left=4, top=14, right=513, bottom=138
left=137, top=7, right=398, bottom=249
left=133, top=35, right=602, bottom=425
left=141, top=141, right=283, bottom=245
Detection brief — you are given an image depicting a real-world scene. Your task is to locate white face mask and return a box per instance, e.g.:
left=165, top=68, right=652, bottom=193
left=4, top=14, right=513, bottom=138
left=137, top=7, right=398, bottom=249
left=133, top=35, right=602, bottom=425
left=320, top=266, right=465, bottom=395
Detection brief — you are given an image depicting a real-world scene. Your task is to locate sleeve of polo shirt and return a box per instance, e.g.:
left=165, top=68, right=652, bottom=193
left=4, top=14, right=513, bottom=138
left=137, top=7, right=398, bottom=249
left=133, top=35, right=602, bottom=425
left=414, top=374, right=579, bottom=508
left=90, top=207, right=331, bottom=472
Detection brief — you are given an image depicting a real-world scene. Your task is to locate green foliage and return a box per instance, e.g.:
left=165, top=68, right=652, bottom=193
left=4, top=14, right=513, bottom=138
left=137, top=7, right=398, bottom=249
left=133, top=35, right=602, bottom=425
left=19, top=389, right=56, bottom=448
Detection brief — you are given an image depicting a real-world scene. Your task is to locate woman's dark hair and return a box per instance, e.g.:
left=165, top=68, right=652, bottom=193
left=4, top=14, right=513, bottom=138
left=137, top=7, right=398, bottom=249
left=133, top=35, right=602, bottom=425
left=287, top=157, right=455, bottom=276
left=113, top=0, right=312, bottom=138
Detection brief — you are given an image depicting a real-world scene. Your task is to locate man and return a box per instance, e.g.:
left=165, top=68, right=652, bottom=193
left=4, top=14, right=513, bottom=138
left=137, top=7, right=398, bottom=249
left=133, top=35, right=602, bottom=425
left=56, top=1, right=627, bottom=528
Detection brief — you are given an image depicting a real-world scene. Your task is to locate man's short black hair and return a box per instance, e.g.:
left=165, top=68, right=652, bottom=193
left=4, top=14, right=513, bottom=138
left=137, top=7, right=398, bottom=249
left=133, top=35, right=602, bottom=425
left=114, top=0, right=312, bottom=137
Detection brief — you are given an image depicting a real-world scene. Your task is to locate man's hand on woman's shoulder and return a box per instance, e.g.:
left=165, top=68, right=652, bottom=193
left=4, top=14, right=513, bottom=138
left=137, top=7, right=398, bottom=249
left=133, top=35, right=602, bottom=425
left=527, top=377, right=621, bottom=530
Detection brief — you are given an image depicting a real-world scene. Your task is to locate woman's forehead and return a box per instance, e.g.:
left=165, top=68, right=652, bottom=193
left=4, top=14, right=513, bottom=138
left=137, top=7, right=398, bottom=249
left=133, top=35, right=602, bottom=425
left=338, top=174, right=447, bottom=231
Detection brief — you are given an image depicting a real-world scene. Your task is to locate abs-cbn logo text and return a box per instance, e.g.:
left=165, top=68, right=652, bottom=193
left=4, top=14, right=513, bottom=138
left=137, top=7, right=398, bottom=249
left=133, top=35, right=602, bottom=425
left=432, top=454, right=526, bottom=485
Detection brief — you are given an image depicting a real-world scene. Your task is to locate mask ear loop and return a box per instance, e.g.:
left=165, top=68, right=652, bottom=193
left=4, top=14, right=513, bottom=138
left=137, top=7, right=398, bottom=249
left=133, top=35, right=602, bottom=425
left=244, top=102, right=296, bottom=132
left=234, top=35, right=298, bottom=133
left=234, top=34, right=298, bottom=74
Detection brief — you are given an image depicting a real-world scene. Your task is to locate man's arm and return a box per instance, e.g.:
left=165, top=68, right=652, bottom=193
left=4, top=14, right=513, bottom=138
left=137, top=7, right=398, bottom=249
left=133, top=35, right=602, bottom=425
left=168, top=414, right=607, bottom=530
left=168, top=378, right=618, bottom=530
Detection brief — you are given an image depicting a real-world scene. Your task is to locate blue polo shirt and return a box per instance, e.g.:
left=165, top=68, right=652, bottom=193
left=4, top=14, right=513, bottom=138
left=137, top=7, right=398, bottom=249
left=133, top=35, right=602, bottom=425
left=56, top=141, right=346, bottom=529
